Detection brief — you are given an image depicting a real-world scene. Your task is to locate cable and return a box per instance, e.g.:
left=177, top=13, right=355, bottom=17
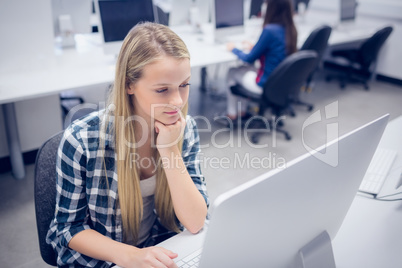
left=374, top=191, right=402, bottom=202
left=357, top=191, right=402, bottom=202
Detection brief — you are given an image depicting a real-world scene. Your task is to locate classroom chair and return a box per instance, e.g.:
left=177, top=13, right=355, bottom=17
left=230, top=50, right=318, bottom=142
left=34, top=131, right=64, bottom=266
left=324, top=26, right=393, bottom=90
left=291, top=24, right=332, bottom=113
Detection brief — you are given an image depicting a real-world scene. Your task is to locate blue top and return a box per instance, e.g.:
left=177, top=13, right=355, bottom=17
left=46, top=110, right=209, bottom=267
left=232, top=24, right=286, bottom=87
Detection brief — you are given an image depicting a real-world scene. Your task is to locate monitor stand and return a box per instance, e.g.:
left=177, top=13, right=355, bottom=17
left=296, top=231, right=336, bottom=268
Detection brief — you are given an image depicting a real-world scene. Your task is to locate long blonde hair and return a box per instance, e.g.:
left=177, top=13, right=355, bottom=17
left=104, top=22, right=190, bottom=243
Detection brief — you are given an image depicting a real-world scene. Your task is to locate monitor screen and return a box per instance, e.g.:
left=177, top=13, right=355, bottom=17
left=97, top=0, right=155, bottom=43
left=214, top=0, right=244, bottom=29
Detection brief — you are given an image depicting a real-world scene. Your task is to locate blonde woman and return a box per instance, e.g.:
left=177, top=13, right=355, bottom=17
left=46, top=22, right=209, bottom=268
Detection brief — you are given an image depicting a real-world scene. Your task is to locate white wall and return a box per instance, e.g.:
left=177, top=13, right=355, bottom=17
left=0, top=0, right=63, bottom=157
left=0, top=0, right=55, bottom=73
left=357, top=0, right=402, bottom=20
left=309, top=0, right=402, bottom=19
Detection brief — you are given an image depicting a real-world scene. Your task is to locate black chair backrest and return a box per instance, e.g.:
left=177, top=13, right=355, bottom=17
left=34, top=131, right=64, bottom=266
left=263, top=50, right=318, bottom=107
left=300, top=24, right=332, bottom=63
left=358, top=26, right=393, bottom=68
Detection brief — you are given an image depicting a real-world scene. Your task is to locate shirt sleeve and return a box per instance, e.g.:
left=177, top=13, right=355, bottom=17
left=51, top=128, right=92, bottom=248
left=232, top=28, right=271, bottom=64
left=182, top=116, right=209, bottom=208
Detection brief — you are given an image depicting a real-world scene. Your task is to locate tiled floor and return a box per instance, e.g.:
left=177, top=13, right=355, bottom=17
left=1, top=69, right=401, bottom=267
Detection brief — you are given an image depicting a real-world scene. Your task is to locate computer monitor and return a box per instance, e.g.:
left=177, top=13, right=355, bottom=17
left=249, top=0, right=264, bottom=18
left=340, top=0, right=358, bottom=22
left=197, top=114, right=389, bottom=267
left=211, top=0, right=244, bottom=42
left=95, top=0, right=157, bottom=56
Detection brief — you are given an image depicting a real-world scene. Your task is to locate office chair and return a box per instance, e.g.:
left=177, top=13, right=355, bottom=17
left=34, top=131, right=64, bottom=266
left=324, top=26, right=393, bottom=90
left=230, top=50, right=318, bottom=142
left=300, top=24, right=332, bottom=90
left=292, top=25, right=332, bottom=112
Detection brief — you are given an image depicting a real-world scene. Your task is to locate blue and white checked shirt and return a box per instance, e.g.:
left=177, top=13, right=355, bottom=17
left=46, top=110, right=209, bottom=267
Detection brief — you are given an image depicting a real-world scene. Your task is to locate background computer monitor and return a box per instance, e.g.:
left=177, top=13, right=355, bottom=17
left=212, top=0, right=244, bottom=41
left=249, top=0, right=265, bottom=18
left=95, top=0, right=156, bottom=56
left=199, top=115, right=388, bottom=267
left=51, top=0, right=92, bottom=36
left=340, top=0, right=358, bottom=22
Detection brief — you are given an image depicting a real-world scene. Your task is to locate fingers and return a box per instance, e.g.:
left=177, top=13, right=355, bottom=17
left=226, top=42, right=234, bottom=51
left=145, top=247, right=178, bottom=268
left=154, top=121, right=161, bottom=133
left=160, top=247, right=178, bottom=259
left=154, top=248, right=178, bottom=268
left=154, top=117, right=186, bottom=150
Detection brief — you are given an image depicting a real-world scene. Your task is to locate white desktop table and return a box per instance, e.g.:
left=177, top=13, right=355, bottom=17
left=332, top=115, right=402, bottom=268
left=0, top=12, right=385, bottom=179
left=155, top=115, right=402, bottom=268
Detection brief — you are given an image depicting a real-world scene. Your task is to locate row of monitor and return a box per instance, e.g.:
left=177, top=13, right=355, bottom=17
left=95, top=0, right=246, bottom=55
left=52, top=0, right=249, bottom=54
left=53, top=0, right=358, bottom=55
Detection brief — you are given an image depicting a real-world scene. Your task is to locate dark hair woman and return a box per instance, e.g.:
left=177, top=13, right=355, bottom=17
left=223, top=0, right=298, bottom=121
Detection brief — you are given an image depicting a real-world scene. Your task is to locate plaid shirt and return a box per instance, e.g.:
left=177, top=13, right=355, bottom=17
left=46, top=110, right=209, bottom=267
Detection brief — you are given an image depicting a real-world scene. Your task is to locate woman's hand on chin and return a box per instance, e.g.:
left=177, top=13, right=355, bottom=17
left=154, top=116, right=185, bottom=153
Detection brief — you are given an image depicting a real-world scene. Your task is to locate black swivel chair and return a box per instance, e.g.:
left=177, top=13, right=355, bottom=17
left=34, top=131, right=64, bottom=266
left=300, top=24, right=332, bottom=90
left=291, top=25, right=332, bottom=112
left=324, top=26, right=393, bottom=90
left=230, top=50, right=318, bottom=142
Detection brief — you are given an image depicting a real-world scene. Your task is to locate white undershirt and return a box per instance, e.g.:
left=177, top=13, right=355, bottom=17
left=124, top=175, right=157, bottom=246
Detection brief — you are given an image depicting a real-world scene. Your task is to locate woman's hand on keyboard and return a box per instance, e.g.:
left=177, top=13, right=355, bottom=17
left=120, top=246, right=179, bottom=268
left=226, top=42, right=236, bottom=52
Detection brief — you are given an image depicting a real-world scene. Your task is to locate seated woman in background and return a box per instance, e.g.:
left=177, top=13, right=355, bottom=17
left=46, top=22, right=208, bottom=268
left=224, top=0, right=297, bottom=122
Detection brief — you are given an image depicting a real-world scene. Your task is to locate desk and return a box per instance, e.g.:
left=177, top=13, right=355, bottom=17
left=0, top=16, right=384, bottom=179
left=0, top=30, right=234, bottom=179
left=294, top=8, right=384, bottom=47
left=332, top=115, right=402, bottom=268
left=154, top=115, right=402, bottom=267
